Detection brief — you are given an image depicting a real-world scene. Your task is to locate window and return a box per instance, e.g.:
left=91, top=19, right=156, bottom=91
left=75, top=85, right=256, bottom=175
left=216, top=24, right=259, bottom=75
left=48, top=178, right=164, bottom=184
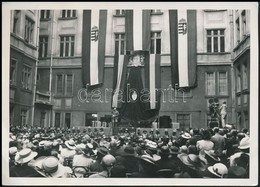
left=55, top=112, right=61, bottom=128
left=39, top=36, right=48, bottom=58
left=206, top=72, right=228, bottom=96
left=207, top=29, right=225, bottom=53
left=235, top=18, right=240, bottom=44
left=65, top=113, right=71, bottom=128
left=56, top=74, right=63, bottom=95
left=20, top=109, right=28, bottom=127
left=65, top=74, right=73, bottom=96
left=56, top=74, right=73, bottom=96
left=13, top=10, right=20, bottom=34
left=21, top=65, right=32, bottom=90
left=115, top=33, right=125, bottom=55
left=60, top=35, right=75, bottom=57
left=177, top=114, right=190, bottom=131
left=61, top=10, right=76, bottom=18
left=40, top=10, right=50, bottom=19
left=150, top=32, right=161, bottom=54
left=40, top=112, right=46, bottom=127
left=115, top=9, right=125, bottom=15
left=24, top=17, right=34, bottom=43
left=242, top=63, right=248, bottom=90
left=206, top=72, right=216, bottom=95
left=219, top=72, right=228, bottom=95
left=10, top=59, right=17, bottom=85
left=241, top=10, right=246, bottom=37
left=237, top=66, right=241, bottom=92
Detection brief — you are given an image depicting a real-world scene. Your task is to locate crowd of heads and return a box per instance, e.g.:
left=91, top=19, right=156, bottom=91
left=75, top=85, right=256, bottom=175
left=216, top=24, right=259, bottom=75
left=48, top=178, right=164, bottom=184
left=9, top=125, right=250, bottom=178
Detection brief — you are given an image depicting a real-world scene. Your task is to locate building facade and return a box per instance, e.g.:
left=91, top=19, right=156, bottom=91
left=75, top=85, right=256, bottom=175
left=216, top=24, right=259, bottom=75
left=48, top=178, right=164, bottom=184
left=10, top=9, right=250, bottom=131
left=10, top=10, right=40, bottom=127
left=231, top=10, right=250, bottom=130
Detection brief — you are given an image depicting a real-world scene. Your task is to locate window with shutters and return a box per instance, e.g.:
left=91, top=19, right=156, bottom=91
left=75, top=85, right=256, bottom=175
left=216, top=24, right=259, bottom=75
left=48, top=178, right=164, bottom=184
left=115, top=33, right=126, bottom=55
left=207, top=29, right=225, bottom=53
left=60, top=35, right=75, bottom=57
left=150, top=32, right=161, bottom=54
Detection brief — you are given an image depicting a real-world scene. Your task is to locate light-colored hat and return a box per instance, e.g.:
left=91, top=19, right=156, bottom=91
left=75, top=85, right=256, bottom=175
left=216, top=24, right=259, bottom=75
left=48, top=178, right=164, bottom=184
left=208, top=163, right=228, bottom=178
left=34, top=156, right=72, bottom=177
left=15, top=148, right=38, bottom=164
left=181, top=132, right=192, bottom=139
left=75, top=144, right=85, bottom=154
left=65, top=139, right=76, bottom=150
left=238, top=137, right=250, bottom=149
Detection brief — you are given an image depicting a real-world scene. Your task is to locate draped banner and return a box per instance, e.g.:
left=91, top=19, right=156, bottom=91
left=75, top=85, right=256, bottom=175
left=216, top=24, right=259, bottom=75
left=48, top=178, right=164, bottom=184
left=169, top=9, right=197, bottom=88
left=112, top=10, right=160, bottom=122
left=82, top=10, right=107, bottom=87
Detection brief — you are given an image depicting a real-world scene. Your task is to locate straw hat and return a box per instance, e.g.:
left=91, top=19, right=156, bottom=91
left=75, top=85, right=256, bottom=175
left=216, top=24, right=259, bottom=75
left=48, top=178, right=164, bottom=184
left=34, top=156, right=72, bottom=178
left=15, top=148, right=38, bottom=164
left=65, top=139, right=76, bottom=150
left=208, top=163, right=228, bottom=178
left=181, top=132, right=192, bottom=139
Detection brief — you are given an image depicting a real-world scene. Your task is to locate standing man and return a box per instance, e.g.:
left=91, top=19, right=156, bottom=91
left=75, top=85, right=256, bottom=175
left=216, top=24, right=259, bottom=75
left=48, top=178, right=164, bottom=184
left=219, top=101, right=227, bottom=128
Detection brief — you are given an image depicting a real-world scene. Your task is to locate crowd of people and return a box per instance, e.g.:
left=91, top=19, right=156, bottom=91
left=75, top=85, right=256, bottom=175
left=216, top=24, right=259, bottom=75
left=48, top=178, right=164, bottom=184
left=8, top=125, right=250, bottom=178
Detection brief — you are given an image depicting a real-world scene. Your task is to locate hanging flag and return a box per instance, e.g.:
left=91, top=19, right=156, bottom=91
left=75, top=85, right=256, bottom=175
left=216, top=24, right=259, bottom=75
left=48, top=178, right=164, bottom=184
left=112, top=46, right=129, bottom=108
left=82, top=10, right=107, bottom=87
left=169, top=9, right=197, bottom=88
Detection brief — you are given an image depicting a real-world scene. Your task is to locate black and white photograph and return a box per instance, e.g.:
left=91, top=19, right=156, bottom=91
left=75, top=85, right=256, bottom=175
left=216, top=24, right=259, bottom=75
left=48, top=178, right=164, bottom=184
left=2, top=2, right=259, bottom=186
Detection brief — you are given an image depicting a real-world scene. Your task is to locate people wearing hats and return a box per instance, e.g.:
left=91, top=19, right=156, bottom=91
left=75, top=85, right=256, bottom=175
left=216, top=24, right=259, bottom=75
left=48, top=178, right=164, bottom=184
left=177, top=154, right=205, bottom=178
left=89, top=154, right=116, bottom=178
left=89, top=146, right=109, bottom=172
left=9, top=147, right=18, bottom=167
left=229, top=136, right=249, bottom=167
left=210, top=127, right=225, bottom=157
left=186, top=128, right=202, bottom=147
left=59, top=139, right=76, bottom=166
left=115, top=145, right=139, bottom=174
left=136, top=154, right=158, bottom=178
left=204, top=150, right=221, bottom=166
left=196, top=129, right=214, bottom=162
left=205, top=163, right=228, bottom=178
left=10, top=148, right=43, bottom=177
left=34, top=156, right=72, bottom=178
left=72, top=144, right=94, bottom=177
left=155, top=146, right=181, bottom=175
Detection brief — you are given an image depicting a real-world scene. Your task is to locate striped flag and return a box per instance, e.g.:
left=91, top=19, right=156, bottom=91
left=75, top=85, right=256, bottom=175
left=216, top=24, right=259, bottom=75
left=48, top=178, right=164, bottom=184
left=82, top=10, right=107, bottom=87
left=169, top=9, right=197, bottom=88
left=112, top=47, right=129, bottom=108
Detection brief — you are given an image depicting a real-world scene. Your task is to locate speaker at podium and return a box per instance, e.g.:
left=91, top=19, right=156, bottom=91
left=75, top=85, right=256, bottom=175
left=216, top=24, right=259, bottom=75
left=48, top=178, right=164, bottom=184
left=159, top=116, right=172, bottom=128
